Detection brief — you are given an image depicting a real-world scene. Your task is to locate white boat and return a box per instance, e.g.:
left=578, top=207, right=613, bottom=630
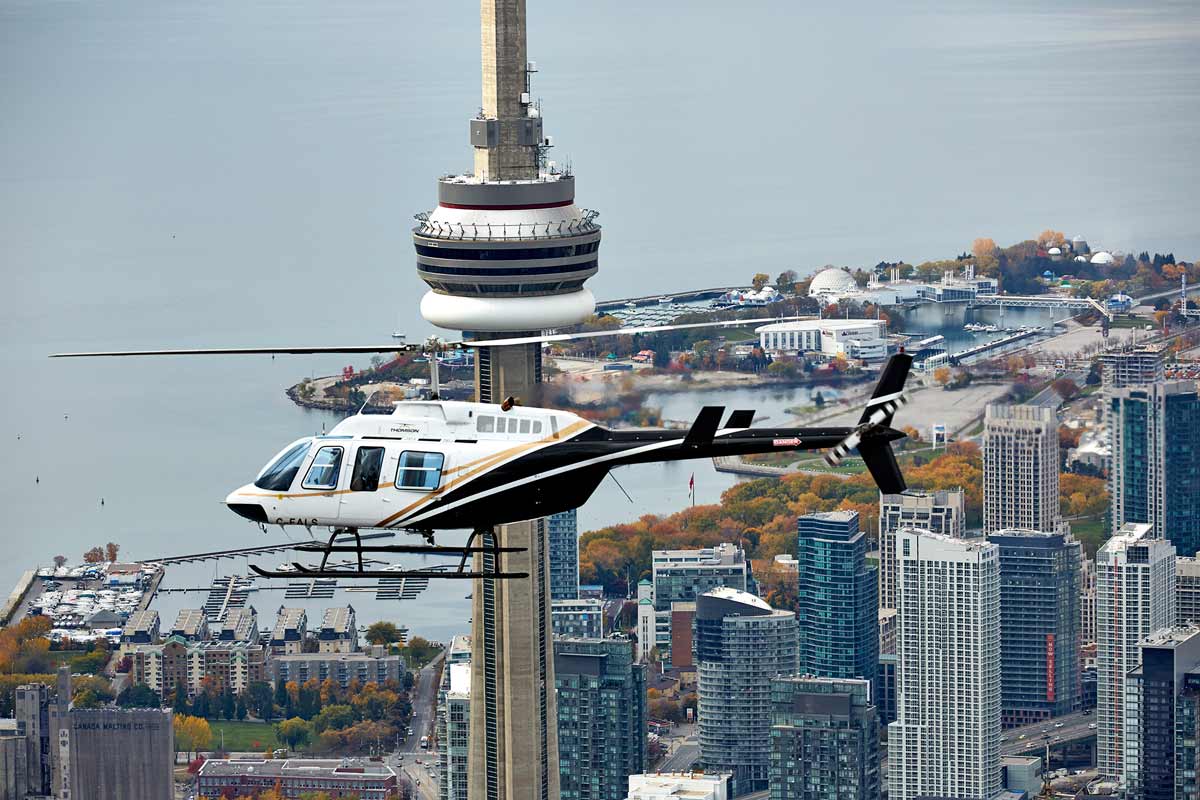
left=658, top=296, right=673, bottom=304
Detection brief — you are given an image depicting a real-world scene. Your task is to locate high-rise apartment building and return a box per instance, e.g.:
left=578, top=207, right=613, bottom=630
left=1081, top=557, right=1097, bottom=644
left=1099, top=342, right=1167, bottom=388
left=554, top=637, right=646, bottom=800
left=636, top=543, right=749, bottom=664
left=796, top=511, right=878, bottom=682
left=983, top=404, right=1059, bottom=535
left=439, top=662, right=471, bottom=800
left=1109, top=381, right=1200, bottom=557
left=768, top=676, right=880, bottom=800
left=878, top=490, right=965, bottom=610
left=1095, top=522, right=1176, bottom=781
left=1125, top=627, right=1200, bottom=800
left=696, top=588, right=797, bottom=795
left=1181, top=558, right=1200, bottom=626
left=551, top=598, right=604, bottom=640
left=888, top=529, right=1001, bottom=800
left=987, top=529, right=1082, bottom=726
left=548, top=509, right=580, bottom=601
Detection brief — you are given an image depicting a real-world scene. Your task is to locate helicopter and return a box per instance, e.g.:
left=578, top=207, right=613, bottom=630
left=52, top=319, right=912, bottom=580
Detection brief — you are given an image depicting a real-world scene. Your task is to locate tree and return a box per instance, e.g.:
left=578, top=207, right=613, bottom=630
left=82, top=546, right=105, bottom=563
left=751, top=272, right=770, bottom=291
left=52, top=555, right=67, bottom=569
left=365, top=621, right=403, bottom=646
left=1051, top=378, right=1080, bottom=401
left=1038, top=229, right=1066, bottom=248
left=972, top=238, right=998, bottom=259
left=243, top=681, right=276, bottom=722
left=117, top=683, right=160, bottom=709
left=276, top=717, right=312, bottom=751
left=174, top=715, right=212, bottom=760
left=311, top=704, right=356, bottom=734
left=173, top=681, right=190, bottom=714
left=933, top=366, right=952, bottom=386
left=236, top=696, right=248, bottom=721
left=104, top=542, right=120, bottom=562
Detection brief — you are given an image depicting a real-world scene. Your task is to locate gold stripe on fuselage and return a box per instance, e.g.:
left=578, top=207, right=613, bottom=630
left=372, top=419, right=594, bottom=528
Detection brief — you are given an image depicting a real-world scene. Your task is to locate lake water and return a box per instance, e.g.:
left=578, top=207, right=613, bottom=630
left=3, top=0, right=1198, bottom=638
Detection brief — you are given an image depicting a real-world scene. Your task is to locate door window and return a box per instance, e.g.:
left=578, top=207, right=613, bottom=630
left=350, top=447, right=386, bottom=492
left=396, top=451, right=445, bottom=491
left=302, top=447, right=344, bottom=490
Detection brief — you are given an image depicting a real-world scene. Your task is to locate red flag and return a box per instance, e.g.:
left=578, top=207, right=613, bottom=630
left=689, top=473, right=694, bottom=491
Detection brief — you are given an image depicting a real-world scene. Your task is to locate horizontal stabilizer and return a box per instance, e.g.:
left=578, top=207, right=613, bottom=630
left=684, top=406, right=725, bottom=448
left=857, top=440, right=906, bottom=494
left=726, top=409, right=755, bottom=428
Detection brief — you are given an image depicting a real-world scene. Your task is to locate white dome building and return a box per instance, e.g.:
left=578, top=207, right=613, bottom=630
left=807, top=268, right=858, bottom=299
left=1091, top=251, right=1115, bottom=265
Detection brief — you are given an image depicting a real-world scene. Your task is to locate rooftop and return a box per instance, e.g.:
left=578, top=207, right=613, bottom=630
left=198, top=758, right=395, bottom=780
left=320, top=606, right=355, bottom=635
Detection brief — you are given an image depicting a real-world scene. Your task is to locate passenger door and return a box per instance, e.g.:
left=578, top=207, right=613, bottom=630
left=335, top=444, right=390, bottom=527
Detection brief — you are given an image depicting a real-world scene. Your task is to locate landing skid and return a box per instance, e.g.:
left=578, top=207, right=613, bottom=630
left=248, top=526, right=527, bottom=581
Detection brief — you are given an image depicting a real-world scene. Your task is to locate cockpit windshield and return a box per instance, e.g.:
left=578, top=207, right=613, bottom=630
left=254, top=438, right=313, bottom=491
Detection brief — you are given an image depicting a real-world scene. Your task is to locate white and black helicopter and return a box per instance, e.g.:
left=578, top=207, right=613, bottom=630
left=53, top=319, right=912, bottom=580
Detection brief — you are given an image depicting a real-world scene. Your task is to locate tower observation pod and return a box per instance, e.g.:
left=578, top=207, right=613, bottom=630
left=413, top=4, right=601, bottom=339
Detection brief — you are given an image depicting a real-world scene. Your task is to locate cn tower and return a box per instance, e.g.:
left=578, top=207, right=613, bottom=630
left=412, top=2, right=600, bottom=799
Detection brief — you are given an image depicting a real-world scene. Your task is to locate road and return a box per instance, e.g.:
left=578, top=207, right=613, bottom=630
left=390, top=650, right=445, bottom=800
left=1000, top=709, right=1097, bottom=757
left=657, top=724, right=699, bottom=773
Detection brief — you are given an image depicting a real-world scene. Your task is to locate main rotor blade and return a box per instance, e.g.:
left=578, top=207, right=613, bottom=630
left=49, top=315, right=815, bottom=357
left=49, top=343, right=444, bottom=358
left=467, top=315, right=815, bottom=348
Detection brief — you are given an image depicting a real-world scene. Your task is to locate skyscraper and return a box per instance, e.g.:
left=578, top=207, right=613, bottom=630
left=888, top=529, right=1001, bottom=800
left=636, top=543, right=749, bottom=665
left=769, top=676, right=880, bottom=800
left=548, top=509, right=579, bottom=601
left=553, top=637, right=646, bottom=800
left=1095, top=522, right=1176, bottom=782
left=1180, top=557, right=1200, bottom=626
left=1099, top=341, right=1167, bottom=388
left=987, top=529, right=1082, bottom=726
left=13, top=683, right=49, bottom=796
left=878, top=490, right=965, bottom=611
left=983, top=404, right=1059, bottom=535
left=795, top=511, right=878, bottom=683
left=439, top=662, right=471, bottom=800
left=1109, top=381, right=1200, bottom=557
left=696, top=588, right=798, bottom=795
left=1125, top=627, right=1200, bottom=800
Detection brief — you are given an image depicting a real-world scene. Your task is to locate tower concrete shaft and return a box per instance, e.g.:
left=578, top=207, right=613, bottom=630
left=475, top=0, right=538, bottom=181
left=469, top=357, right=558, bottom=800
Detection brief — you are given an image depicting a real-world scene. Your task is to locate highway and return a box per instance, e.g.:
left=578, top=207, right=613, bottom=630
left=1000, top=709, right=1096, bottom=757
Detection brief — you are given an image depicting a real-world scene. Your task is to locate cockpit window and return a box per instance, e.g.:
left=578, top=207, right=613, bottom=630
left=302, top=446, right=344, bottom=490
left=350, top=447, right=386, bottom=492
left=254, top=439, right=313, bottom=491
left=396, top=451, right=445, bottom=491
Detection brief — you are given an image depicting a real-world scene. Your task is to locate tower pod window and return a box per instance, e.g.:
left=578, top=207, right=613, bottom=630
left=350, top=446, right=386, bottom=492
left=302, top=446, right=344, bottom=490
left=396, top=451, right=445, bottom=491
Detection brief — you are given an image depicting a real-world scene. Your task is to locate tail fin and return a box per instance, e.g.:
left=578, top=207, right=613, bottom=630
left=858, top=439, right=906, bottom=494
left=725, top=409, right=755, bottom=428
left=683, top=406, right=725, bottom=449
left=859, top=353, right=913, bottom=426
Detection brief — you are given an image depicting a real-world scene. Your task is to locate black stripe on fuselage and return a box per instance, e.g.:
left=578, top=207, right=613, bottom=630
left=406, top=426, right=853, bottom=528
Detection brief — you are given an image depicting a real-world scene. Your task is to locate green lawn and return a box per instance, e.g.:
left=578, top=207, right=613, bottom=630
left=209, top=720, right=281, bottom=754
left=1070, top=516, right=1108, bottom=558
